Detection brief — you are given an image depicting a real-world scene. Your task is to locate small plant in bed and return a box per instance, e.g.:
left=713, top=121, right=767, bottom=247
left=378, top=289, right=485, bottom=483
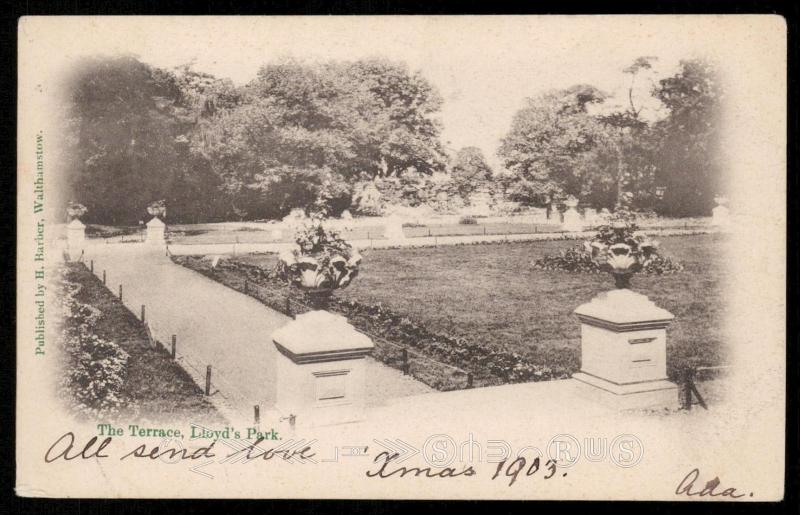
left=534, top=209, right=683, bottom=280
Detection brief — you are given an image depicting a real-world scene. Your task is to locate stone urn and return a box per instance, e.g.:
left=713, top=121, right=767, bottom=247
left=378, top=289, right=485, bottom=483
left=277, top=222, right=362, bottom=309
left=585, top=221, right=658, bottom=289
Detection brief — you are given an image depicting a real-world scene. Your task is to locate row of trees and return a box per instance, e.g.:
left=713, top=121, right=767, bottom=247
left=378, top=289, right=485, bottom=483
left=498, top=58, right=724, bottom=216
left=61, top=54, right=722, bottom=224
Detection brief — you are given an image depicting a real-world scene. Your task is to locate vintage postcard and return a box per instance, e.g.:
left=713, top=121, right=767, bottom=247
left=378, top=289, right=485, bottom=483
left=16, top=15, right=786, bottom=500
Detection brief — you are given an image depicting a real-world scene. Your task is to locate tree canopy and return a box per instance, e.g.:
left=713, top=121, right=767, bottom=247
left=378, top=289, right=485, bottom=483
left=498, top=58, right=723, bottom=216
left=498, top=84, right=613, bottom=206
left=61, top=54, right=724, bottom=224
left=651, top=59, right=723, bottom=216
left=62, top=56, right=447, bottom=223
left=449, top=146, right=494, bottom=201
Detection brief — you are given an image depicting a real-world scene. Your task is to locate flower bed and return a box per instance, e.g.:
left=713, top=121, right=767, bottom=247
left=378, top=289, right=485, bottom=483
left=57, top=264, right=130, bottom=418
left=55, top=263, right=224, bottom=422
left=533, top=212, right=685, bottom=278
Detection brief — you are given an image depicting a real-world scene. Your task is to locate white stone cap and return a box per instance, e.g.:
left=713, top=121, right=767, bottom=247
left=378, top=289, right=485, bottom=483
left=146, top=217, right=166, bottom=227
left=67, top=219, right=85, bottom=228
left=574, top=289, right=674, bottom=332
left=272, top=310, right=374, bottom=364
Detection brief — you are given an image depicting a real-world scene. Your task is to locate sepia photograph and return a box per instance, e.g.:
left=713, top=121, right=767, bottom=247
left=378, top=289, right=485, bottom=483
left=15, top=15, right=787, bottom=500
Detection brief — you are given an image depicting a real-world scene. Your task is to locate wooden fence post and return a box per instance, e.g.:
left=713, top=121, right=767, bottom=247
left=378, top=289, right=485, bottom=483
left=90, top=260, right=94, bottom=273
left=205, top=365, right=212, bottom=396
left=171, top=335, right=176, bottom=359
left=254, top=405, right=260, bottom=425
left=244, top=280, right=249, bottom=294
left=102, top=270, right=106, bottom=285
left=682, top=369, right=694, bottom=410
left=119, top=284, right=123, bottom=301
left=402, top=349, right=409, bottom=375
left=466, top=372, right=474, bottom=389
left=285, top=297, right=292, bottom=318
left=141, top=305, right=146, bottom=322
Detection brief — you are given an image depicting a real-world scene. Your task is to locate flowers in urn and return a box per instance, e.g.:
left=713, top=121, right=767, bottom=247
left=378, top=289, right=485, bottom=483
left=533, top=206, right=682, bottom=278
left=146, top=199, right=166, bottom=219
left=585, top=211, right=660, bottom=288
left=276, top=214, right=362, bottom=308
left=66, top=202, right=88, bottom=221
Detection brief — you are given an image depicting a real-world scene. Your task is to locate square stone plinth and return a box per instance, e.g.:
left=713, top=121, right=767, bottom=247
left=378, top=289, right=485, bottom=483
left=573, top=288, right=678, bottom=410
left=272, top=310, right=374, bottom=428
left=578, top=323, right=668, bottom=384
left=146, top=216, right=166, bottom=244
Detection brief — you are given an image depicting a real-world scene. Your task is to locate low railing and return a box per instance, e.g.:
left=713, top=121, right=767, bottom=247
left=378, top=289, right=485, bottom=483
left=680, top=364, right=731, bottom=410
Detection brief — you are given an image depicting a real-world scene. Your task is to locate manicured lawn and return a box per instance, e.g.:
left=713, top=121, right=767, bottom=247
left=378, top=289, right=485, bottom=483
left=232, top=234, right=728, bottom=380
left=65, top=264, right=225, bottom=423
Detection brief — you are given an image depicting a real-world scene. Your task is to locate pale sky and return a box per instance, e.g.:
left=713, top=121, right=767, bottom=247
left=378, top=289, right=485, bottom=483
left=26, top=15, right=753, bottom=169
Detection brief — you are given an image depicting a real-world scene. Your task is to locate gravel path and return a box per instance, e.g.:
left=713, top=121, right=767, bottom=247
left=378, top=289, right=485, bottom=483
left=165, top=227, right=719, bottom=256
left=85, top=245, right=432, bottom=422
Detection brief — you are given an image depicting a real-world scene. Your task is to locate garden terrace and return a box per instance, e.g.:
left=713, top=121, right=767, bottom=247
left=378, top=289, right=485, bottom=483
left=174, top=233, right=727, bottom=390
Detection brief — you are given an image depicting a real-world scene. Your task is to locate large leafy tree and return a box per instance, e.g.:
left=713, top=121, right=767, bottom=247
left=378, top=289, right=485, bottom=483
left=449, top=146, right=493, bottom=201
left=652, top=59, right=723, bottom=216
left=198, top=57, right=447, bottom=218
left=595, top=56, right=660, bottom=211
left=497, top=85, right=612, bottom=207
left=63, top=55, right=191, bottom=224
left=62, top=56, right=239, bottom=224
left=247, top=58, right=447, bottom=179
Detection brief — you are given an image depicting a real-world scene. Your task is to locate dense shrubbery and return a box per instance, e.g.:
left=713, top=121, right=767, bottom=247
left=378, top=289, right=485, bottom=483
left=57, top=266, right=130, bottom=419
left=533, top=245, right=683, bottom=275
left=459, top=216, right=478, bottom=225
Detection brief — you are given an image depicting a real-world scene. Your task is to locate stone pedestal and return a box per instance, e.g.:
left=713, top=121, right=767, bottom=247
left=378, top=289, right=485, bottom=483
left=67, top=218, right=86, bottom=249
left=573, top=289, right=678, bottom=409
left=145, top=217, right=166, bottom=245
left=583, top=208, right=598, bottom=226
left=547, top=205, right=562, bottom=224
left=272, top=310, right=374, bottom=428
left=562, top=208, right=583, bottom=232
left=384, top=217, right=406, bottom=241
left=711, top=205, right=730, bottom=228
